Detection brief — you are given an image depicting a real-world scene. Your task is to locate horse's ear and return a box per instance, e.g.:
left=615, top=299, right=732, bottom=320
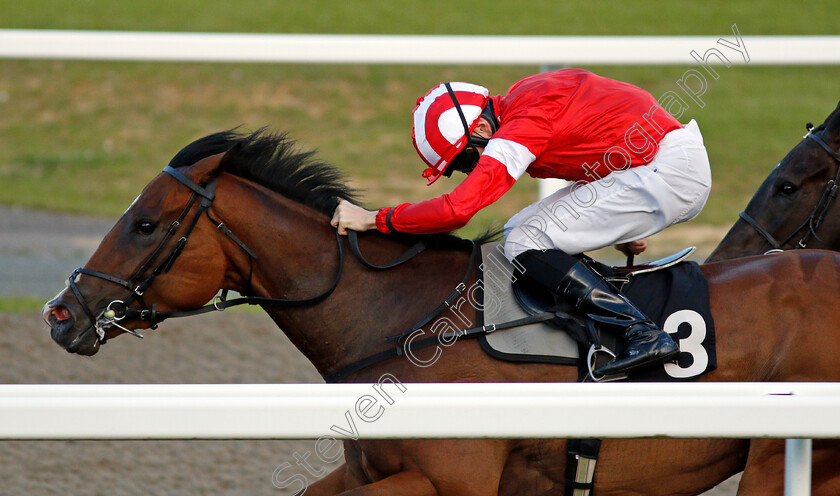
left=183, top=140, right=244, bottom=186
left=184, top=152, right=226, bottom=186
left=824, top=100, right=840, bottom=142
left=219, top=140, right=244, bottom=169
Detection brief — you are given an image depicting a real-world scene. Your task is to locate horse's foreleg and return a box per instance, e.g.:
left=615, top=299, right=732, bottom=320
left=812, top=440, right=840, bottom=495
left=735, top=440, right=785, bottom=495
left=305, top=464, right=350, bottom=496
left=738, top=439, right=840, bottom=495
left=335, top=471, right=438, bottom=496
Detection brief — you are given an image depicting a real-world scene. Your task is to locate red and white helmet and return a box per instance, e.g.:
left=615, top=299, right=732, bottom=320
left=412, top=82, right=490, bottom=185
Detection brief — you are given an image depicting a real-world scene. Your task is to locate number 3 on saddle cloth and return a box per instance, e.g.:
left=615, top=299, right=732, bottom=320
left=477, top=242, right=717, bottom=382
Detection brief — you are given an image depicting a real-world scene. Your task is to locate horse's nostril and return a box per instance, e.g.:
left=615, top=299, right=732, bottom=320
left=51, top=306, right=72, bottom=322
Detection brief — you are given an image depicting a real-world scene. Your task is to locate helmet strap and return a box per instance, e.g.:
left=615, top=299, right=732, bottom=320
left=444, top=83, right=474, bottom=149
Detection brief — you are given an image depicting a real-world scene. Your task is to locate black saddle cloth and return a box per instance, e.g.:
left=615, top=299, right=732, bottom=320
left=481, top=258, right=717, bottom=382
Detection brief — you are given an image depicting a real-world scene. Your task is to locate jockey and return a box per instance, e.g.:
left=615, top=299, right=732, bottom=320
left=331, top=69, right=712, bottom=376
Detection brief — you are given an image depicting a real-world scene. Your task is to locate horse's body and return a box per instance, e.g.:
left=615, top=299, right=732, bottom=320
left=43, top=130, right=840, bottom=495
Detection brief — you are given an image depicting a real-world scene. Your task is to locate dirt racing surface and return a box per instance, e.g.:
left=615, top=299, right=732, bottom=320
left=0, top=207, right=739, bottom=495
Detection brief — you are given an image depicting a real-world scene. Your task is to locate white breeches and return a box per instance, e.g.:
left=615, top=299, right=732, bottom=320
left=503, top=119, right=712, bottom=260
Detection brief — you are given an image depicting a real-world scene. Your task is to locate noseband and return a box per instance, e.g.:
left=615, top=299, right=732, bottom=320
left=739, top=126, right=840, bottom=253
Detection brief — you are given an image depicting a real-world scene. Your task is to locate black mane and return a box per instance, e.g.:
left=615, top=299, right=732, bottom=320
left=168, top=128, right=500, bottom=249
left=169, top=128, right=357, bottom=216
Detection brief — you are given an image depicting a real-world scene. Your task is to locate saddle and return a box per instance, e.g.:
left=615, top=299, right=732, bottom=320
left=478, top=242, right=715, bottom=382
left=511, top=246, right=697, bottom=319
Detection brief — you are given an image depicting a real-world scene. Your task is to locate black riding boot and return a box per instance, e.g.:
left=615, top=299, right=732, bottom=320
left=514, top=249, right=679, bottom=376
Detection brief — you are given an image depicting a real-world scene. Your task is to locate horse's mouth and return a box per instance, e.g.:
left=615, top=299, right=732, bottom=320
left=64, top=327, right=101, bottom=356
left=54, top=321, right=102, bottom=356
left=44, top=303, right=102, bottom=355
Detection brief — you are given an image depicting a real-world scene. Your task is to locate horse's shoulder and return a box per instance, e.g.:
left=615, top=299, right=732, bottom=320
left=702, top=249, right=840, bottom=284
left=762, top=249, right=840, bottom=269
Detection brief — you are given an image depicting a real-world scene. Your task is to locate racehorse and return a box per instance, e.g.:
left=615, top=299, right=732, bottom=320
left=42, top=129, right=840, bottom=495
left=708, top=101, right=840, bottom=261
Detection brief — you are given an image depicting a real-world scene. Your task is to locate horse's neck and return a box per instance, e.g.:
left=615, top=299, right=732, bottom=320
left=213, top=176, right=472, bottom=377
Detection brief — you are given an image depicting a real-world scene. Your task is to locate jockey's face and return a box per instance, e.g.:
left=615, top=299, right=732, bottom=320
left=471, top=118, right=495, bottom=154
left=445, top=118, right=496, bottom=177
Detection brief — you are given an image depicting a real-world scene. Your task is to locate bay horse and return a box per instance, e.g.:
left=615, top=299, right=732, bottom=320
left=709, top=100, right=840, bottom=261
left=42, top=129, right=840, bottom=495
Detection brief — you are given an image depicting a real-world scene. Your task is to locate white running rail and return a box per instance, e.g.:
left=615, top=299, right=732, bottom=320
left=1, top=30, right=840, bottom=65
left=1, top=382, right=838, bottom=440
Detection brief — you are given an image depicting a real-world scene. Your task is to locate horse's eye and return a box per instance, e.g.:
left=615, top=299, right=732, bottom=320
left=136, top=220, right=157, bottom=235
left=778, top=183, right=797, bottom=196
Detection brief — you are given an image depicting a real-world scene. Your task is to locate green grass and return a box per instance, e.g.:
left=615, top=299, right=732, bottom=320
left=2, top=58, right=838, bottom=233
left=0, top=297, right=48, bottom=313
left=1, top=0, right=837, bottom=34
left=0, top=0, right=838, bottom=239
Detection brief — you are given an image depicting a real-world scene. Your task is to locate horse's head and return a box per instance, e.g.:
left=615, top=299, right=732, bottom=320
left=708, top=100, right=840, bottom=261
left=42, top=146, right=239, bottom=355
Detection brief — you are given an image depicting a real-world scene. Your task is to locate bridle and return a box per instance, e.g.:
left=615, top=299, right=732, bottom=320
left=738, top=125, right=840, bottom=253
left=64, top=165, right=347, bottom=345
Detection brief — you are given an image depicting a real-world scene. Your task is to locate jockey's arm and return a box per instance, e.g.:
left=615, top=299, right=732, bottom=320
left=375, top=158, right=516, bottom=234
left=332, top=113, right=552, bottom=236
left=331, top=158, right=515, bottom=235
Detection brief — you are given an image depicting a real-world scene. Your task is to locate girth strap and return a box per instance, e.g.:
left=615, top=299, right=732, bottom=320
left=324, top=310, right=560, bottom=383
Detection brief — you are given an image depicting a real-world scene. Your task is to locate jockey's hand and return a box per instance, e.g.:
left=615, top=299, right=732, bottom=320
left=615, top=239, right=647, bottom=257
left=331, top=200, right=377, bottom=235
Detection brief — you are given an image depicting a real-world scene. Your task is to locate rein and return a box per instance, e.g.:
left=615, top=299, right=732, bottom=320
left=347, top=230, right=428, bottom=270
left=739, top=128, right=840, bottom=252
